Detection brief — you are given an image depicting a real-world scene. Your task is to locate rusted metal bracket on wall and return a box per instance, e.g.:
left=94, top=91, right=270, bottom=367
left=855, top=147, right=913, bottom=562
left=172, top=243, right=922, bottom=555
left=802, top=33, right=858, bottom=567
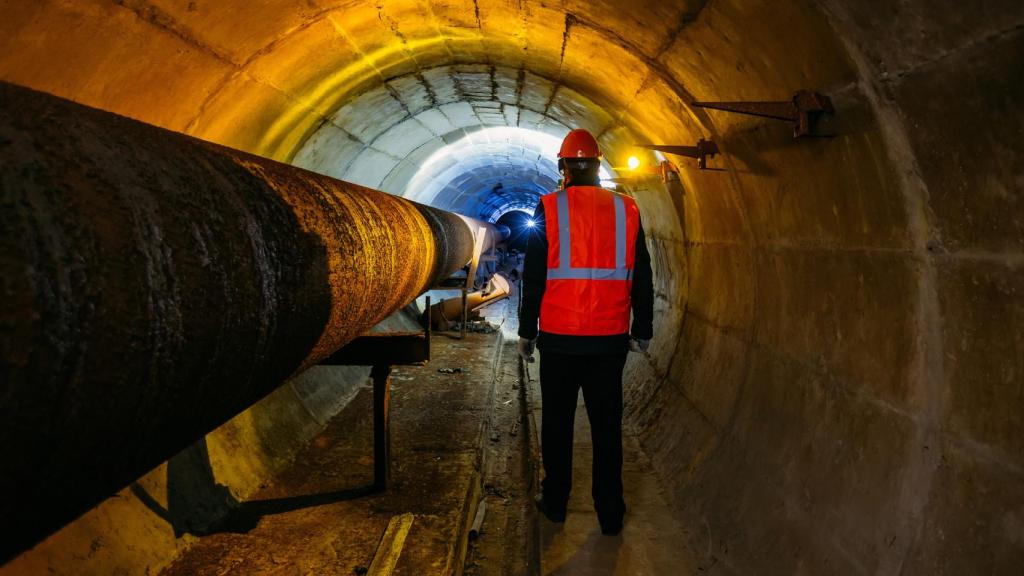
left=320, top=299, right=431, bottom=492
left=609, top=160, right=684, bottom=186
left=639, top=138, right=720, bottom=170
left=692, top=90, right=834, bottom=137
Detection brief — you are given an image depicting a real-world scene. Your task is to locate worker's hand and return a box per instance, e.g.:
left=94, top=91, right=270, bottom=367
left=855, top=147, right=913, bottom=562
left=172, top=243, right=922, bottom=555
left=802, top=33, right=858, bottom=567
left=517, top=338, right=537, bottom=363
left=629, top=338, right=650, bottom=353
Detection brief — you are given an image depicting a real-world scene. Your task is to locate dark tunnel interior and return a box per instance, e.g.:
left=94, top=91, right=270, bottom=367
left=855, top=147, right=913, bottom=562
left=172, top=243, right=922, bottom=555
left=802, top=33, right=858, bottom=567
left=1, top=1, right=1022, bottom=574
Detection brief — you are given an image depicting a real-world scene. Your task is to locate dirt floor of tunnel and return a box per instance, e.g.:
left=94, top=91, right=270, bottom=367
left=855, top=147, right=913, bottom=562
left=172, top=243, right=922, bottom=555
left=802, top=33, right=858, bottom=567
left=160, top=330, right=513, bottom=576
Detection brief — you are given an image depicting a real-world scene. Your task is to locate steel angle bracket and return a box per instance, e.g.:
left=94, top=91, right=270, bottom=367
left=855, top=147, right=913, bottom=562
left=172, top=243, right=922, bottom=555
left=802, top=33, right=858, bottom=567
left=638, top=138, right=720, bottom=170
left=323, top=298, right=433, bottom=367
left=321, top=331, right=430, bottom=366
left=693, top=90, right=834, bottom=137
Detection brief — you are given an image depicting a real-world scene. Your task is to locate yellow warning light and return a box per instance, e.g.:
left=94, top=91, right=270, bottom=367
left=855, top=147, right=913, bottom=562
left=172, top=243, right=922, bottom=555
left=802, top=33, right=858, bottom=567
left=627, top=156, right=640, bottom=170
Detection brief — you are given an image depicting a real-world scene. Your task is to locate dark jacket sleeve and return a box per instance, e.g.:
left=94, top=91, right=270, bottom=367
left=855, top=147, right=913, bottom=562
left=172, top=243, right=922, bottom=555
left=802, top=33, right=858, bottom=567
left=630, top=222, right=654, bottom=340
left=517, top=202, right=547, bottom=340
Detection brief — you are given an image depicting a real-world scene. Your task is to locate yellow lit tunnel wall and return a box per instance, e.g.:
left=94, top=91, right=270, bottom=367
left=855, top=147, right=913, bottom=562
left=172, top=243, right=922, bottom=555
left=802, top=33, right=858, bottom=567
left=1, top=1, right=1022, bottom=574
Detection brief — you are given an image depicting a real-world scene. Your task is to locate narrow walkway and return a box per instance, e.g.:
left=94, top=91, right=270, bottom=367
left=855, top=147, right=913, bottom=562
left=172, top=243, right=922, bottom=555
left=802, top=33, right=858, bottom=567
left=528, top=352, right=698, bottom=575
left=161, top=331, right=502, bottom=575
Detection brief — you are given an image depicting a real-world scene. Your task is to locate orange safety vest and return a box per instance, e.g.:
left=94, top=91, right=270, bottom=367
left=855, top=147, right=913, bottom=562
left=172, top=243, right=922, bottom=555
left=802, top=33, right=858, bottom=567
left=539, top=185, right=640, bottom=336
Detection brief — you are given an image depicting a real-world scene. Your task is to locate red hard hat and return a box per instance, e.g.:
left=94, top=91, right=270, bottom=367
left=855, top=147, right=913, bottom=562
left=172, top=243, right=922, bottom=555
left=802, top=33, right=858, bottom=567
left=558, top=129, right=602, bottom=159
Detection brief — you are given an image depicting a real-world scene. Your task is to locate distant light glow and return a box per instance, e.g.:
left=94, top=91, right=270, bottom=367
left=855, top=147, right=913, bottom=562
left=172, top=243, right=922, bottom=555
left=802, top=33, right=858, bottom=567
left=402, top=126, right=621, bottom=215
left=627, top=156, right=641, bottom=170
left=404, top=127, right=563, bottom=212
left=526, top=219, right=536, bottom=228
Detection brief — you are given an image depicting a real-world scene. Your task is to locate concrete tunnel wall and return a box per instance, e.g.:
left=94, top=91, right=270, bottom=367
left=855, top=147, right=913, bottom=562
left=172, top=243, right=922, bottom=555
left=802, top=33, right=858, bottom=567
left=1, top=1, right=1022, bottom=574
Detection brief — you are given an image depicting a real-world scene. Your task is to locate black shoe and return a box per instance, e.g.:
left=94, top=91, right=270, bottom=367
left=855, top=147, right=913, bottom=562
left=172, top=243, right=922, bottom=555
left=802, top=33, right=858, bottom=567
left=597, top=503, right=625, bottom=535
left=534, top=493, right=566, bottom=523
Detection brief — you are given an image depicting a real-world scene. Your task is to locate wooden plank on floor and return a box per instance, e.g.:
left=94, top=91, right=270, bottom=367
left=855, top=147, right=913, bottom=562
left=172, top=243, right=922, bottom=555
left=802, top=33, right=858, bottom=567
left=367, top=513, right=415, bottom=576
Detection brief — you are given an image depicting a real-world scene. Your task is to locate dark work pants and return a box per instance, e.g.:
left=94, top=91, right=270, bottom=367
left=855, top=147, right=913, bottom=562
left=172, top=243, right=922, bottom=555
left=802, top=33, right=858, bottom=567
left=539, top=350, right=627, bottom=524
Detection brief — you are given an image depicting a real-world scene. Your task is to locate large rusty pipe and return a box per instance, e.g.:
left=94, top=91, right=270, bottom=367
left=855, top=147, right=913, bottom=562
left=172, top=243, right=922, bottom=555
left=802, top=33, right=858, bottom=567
left=0, top=82, right=479, bottom=560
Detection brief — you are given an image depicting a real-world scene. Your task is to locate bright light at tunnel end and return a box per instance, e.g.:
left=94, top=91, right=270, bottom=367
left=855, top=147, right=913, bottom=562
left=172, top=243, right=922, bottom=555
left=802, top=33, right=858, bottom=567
left=402, top=126, right=620, bottom=220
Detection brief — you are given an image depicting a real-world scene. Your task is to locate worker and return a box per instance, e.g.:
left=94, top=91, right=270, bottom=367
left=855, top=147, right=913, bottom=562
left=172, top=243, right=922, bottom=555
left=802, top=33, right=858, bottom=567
left=518, top=128, right=654, bottom=536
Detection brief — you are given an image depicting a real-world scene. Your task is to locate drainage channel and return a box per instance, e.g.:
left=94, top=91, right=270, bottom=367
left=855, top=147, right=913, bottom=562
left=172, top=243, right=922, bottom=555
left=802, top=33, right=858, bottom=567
left=462, top=339, right=540, bottom=576
left=462, top=328, right=541, bottom=574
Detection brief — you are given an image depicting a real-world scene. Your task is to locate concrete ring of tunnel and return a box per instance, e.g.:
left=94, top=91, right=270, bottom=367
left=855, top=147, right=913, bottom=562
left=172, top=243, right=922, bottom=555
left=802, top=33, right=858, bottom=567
left=0, top=1, right=1021, bottom=574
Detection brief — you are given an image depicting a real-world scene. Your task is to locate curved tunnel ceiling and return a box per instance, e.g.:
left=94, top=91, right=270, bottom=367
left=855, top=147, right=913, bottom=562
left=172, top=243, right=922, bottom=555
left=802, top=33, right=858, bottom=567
left=288, top=61, right=627, bottom=221
left=290, top=65, right=617, bottom=181
left=4, top=0, right=717, bottom=166
left=291, top=64, right=627, bottom=220
left=1, top=0, right=1022, bottom=573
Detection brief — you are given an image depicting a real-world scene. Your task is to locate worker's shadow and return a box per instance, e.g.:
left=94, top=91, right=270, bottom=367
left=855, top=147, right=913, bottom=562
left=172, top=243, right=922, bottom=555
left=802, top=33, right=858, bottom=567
left=540, top=520, right=625, bottom=575
left=131, top=437, right=375, bottom=537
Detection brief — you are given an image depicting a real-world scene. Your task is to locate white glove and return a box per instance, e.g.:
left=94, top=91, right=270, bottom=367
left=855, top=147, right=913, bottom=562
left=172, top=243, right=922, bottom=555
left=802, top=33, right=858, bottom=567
left=517, top=338, right=537, bottom=363
left=629, top=338, right=650, bottom=353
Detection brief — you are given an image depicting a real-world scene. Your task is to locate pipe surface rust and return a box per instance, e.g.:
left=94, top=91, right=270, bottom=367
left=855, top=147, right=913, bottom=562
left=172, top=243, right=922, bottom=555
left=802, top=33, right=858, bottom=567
left=0, top=82, right=481, bottom=560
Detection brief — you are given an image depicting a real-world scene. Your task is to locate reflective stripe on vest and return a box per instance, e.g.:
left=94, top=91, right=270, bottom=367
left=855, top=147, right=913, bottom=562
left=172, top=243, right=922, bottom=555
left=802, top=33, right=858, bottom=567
left=546, top=190, right=632, bottom=281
